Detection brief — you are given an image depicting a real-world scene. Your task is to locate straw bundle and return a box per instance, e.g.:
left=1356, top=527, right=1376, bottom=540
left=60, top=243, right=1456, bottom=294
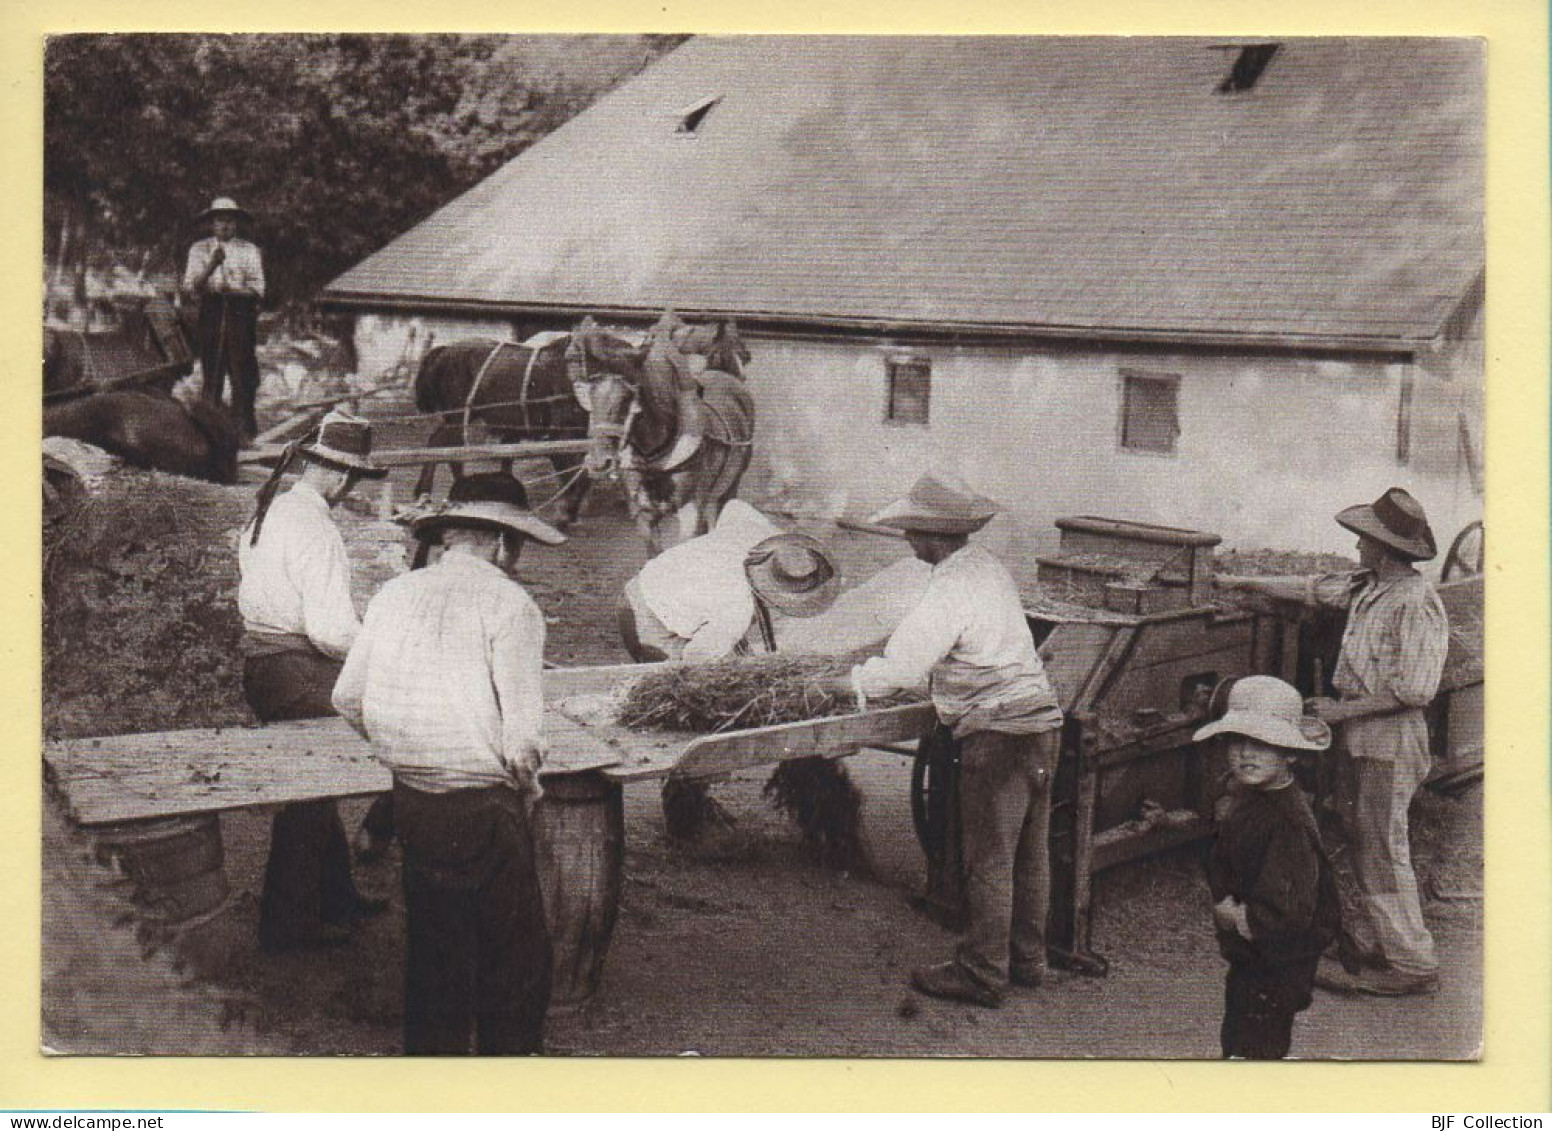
left=617, top=653, right=891, bottom=734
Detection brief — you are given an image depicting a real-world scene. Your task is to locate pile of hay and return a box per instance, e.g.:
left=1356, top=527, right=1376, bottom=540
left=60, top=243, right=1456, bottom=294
left=617, top=654, right=887, bottom=734
left=44, top=469, right=255, bottom=738
left=1215, top=548, right=1357, bottom=576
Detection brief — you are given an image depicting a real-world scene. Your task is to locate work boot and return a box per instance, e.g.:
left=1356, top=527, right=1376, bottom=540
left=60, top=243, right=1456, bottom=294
left=1009, top=962, right=1047, bottom=989
left=910, top=962, right=1003, bottom=1009
left=1315, top=963, right=1438, bottom=997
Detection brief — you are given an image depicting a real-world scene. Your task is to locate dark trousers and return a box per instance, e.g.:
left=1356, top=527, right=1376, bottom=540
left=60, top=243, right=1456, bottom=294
left=1220, top=954, right=1319, bottom=1060
left=199, top=293, right=260, bottom=438
left=394, top=782, right=553, bottom=1055
left=242, top=650, right=363, bottom=947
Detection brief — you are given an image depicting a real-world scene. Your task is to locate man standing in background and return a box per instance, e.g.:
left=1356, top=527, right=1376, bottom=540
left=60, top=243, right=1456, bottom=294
left=183, top=196, right=265, bottom=441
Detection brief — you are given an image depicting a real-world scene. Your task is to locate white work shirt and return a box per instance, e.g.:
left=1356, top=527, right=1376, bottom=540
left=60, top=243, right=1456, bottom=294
left=183, top=236, right=266, bottom=298
left=237, top=481, right=360, bottom=659
left=854, top=543, right=1062, bottom=737
left=332, top=551, right=547, bottom=794
left=634, top=499, right=783, bottom=661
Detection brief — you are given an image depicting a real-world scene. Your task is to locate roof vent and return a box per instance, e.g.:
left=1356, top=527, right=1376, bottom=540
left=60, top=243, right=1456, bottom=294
left=1216, top=43, right=1280, bottom=93
left=675, top=95, right=721, bottom=135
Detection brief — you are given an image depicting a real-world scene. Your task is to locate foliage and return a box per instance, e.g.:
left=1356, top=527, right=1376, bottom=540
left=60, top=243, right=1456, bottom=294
left=44, top=34, right=685, bottom=309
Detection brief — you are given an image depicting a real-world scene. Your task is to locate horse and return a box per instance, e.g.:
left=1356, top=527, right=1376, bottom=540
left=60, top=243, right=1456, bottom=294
left=410, top=316, right=751, bottom=529
left=568, top=314, right=756, bottom=556
left=43, top=390, right=242, bottom=485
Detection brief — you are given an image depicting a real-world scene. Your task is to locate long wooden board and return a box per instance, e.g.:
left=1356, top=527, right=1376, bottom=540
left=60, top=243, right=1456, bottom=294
left=45, top=714, right=622, bottom=827
left=668, top=703, right=937, bottom=783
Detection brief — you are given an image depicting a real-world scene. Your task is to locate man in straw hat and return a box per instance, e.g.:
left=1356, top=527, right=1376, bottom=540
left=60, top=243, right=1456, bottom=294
left=617, top=498, right=840, bottom=838
left=239, top=408, right=389, bottom=950
left=1218, top=487, right=1450, bottom=997
left=333, top=472, right=567, bottom=1055
left=617, top=499, right=840, bottom=664
left=182, top=196, right=265, bottom=440
left=1195, top=676, right=1343, bottom=1059
left=839, top=473, right=1063, bottom=1008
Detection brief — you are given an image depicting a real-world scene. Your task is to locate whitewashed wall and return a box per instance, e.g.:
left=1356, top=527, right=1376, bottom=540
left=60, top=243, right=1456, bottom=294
left=347, top=312, right=1482, bottom=565
left=352, top=312, right=513, bottom=384
left=737, top=335, right=1483, bottom=566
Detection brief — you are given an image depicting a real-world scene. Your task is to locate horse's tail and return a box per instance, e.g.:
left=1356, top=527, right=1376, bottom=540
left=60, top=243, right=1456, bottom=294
left=413, top=343, right=450, bottom=414
left=181, top=395, right=243, bottom=484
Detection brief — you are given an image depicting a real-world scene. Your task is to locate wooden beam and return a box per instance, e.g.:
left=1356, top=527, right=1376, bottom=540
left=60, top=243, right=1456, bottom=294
left=241, top=438, right=596, bottom=468
left=670, top=703, right=936, bottom=782
left=45, top=715, right=621, bottom=826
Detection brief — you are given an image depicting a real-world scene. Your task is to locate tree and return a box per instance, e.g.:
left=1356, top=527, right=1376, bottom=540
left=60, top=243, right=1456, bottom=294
left=44, top=34, right=684, bottom=314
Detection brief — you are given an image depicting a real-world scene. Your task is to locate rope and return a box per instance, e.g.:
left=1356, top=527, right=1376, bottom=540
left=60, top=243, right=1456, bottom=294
left=461, top=341, right=514, bottom=445
left=529, top=463, right=590, bottom=513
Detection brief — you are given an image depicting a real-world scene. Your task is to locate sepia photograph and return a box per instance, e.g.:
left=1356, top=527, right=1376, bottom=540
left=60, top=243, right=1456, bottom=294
left=40, top=33, right=1485, bottom=1063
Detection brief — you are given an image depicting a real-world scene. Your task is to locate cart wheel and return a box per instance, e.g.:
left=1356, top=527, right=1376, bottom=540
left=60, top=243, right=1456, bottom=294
left=1441, top=520, right=1484, bottom=582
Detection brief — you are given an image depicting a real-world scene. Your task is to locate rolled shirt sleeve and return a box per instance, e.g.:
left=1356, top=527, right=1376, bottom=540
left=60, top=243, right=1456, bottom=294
left=1384, top=590, right=1450, bottom=707
left=331, top=614, right=371, bottom=735
left=296, top=530, right=362, bottom=660
left=492, top=597, right=548, bottom=773
left=854, top=584, right=960, bottom=700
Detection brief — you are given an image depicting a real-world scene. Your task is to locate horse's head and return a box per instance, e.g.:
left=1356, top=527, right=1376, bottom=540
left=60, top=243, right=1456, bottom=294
left=671, top=318, right=751, bottom=378
left=568, top=317, right=646, bottom=476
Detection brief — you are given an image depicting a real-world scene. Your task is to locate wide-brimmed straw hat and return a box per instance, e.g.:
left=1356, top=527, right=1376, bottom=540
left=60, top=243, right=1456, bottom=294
left=299, top=409, right=388, bottom=478
left=411, top=472, right=566, bottom=546
left=1193, top=675, right=1331, bottom=752
left=744, top=533, right=841, bottom=617
left=1335, top=487, right=1437, bottom=562
left=198, top=196, right=252, bottom=223
left=867, top=473, right=1000, bottom=536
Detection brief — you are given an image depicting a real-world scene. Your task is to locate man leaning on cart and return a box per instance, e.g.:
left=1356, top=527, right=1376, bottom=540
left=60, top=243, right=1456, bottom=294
left=1216, top=487, right=1450, bottom=998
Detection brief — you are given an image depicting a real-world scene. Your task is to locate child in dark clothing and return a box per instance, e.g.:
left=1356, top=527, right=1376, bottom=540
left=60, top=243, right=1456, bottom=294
left=1195, top=675, right=1342, bottom=1060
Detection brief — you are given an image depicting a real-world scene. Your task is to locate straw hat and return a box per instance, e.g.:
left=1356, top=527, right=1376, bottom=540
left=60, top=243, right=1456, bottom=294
left=299, top=409, right=388, bottom=478
left=867, top=473, right=1000, bottom=536
left=198, top=196, right=252, bottom=223
left=1335, top=487, right=1437, bottom=562
left=411, top=472, right=566, bottom=546
left=1193, top=675, right=1331, bottom=752
left=744, top=533, right=841, bottom=617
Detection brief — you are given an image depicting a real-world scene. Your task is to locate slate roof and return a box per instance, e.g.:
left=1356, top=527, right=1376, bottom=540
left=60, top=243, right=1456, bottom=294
left=323, top=36, right=1483, bottom=349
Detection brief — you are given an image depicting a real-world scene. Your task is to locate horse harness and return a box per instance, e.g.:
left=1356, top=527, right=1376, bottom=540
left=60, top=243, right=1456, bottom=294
left=460, top=334, right=573, bottom=443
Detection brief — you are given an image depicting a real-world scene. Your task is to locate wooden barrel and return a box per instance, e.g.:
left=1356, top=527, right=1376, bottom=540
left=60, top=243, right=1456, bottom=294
left=533, top=771, right=624, bottom=1008
left=91, top=814, right=230, bottom=925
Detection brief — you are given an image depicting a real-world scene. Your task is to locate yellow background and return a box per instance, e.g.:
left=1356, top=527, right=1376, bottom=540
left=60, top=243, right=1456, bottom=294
left=5, top=0, right=1547, bottom=1112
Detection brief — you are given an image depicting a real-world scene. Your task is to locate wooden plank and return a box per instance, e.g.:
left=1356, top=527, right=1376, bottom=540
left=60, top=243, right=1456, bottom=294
left=670, top=703, right=936, bottom=782
left=45, top=714, right=621, bottom=827
left=241, top=438, right=596, bottom=469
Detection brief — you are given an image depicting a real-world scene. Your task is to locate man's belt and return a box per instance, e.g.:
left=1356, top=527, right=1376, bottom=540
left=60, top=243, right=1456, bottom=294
left=241, top=629, right=323, bottom=659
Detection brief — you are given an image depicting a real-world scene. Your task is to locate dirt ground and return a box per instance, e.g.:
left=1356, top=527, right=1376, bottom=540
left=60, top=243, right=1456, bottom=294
left=40, top=351, right=1484, bottom=1060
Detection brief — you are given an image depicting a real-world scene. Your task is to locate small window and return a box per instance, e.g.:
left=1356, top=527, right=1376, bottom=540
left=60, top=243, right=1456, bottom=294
left=675, top=95, right=721, bottom=135
left=1397, top=375, right=1414, bottom=465
left=1119, top=371, right=1180, bottom=454
left=886, top=354, right=931, bottom=426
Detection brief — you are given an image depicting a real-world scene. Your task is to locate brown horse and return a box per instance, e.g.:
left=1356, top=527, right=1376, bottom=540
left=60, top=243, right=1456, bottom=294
left=43, top=390, right=242, bottom=484
left=569, top=314, right=755, bottom=555
left=412, top=317, right=750, bottom=529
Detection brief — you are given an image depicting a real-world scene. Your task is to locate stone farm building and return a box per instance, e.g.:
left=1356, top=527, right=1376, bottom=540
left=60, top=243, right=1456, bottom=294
left=322, top=36, right=1484, bottom=562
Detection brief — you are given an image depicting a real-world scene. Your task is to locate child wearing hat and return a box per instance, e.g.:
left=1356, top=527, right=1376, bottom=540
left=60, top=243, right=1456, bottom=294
left=1195, top=675, right=1344, bottom=1060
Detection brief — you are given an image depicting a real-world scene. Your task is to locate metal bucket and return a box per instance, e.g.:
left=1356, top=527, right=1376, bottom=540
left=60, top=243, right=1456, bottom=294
left=92, top=814, right=230, bottom=925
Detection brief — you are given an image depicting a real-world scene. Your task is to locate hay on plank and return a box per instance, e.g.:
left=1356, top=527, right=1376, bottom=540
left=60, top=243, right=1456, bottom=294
left=617, top=653, right=912, bottom=734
